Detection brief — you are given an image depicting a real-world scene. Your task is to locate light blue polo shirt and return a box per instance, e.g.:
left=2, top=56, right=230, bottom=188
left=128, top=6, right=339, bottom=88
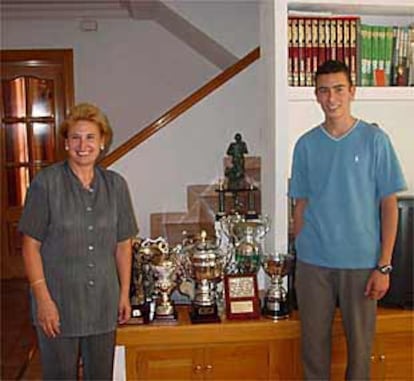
left=289, top=120, right=406, bottom=269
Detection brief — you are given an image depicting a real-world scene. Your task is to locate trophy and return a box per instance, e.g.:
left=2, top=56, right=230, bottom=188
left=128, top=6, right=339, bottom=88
left=129, top=238, right=153, bottom=324
left=261, top=252, right=295, bottom=320
left=184, top=230, right=224, bottom=323
left=220, top=214, right=270, bottom=275
left=140, top=237, right=179, bottom=324
left=234, top=225, right=262, bottom=274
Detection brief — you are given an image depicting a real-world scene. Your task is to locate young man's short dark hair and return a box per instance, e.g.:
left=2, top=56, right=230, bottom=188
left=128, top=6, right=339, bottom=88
left=315, top=60, right=353, bottom=86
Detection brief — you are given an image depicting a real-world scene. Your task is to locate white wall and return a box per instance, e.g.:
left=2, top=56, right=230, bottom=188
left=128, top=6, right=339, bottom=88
left=166, top=0, right=259, bottom=58
left=1, top=17, right=219, bottom=149
left=2, top=2, right=261, bottom=240
left=112, top=62, right=261, bottom=237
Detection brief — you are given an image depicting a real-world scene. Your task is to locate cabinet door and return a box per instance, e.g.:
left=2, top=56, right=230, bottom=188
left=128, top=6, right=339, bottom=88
left=377, top=332, right=414, bottom=380
left=205, top=342, right=269, bottom=380
left=270, top=338, right=302, bottom=380
left=126, top=346, right=203, bottom=380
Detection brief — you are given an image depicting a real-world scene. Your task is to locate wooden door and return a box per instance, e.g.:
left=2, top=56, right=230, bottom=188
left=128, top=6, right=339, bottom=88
left=0, top=50, right=74, bottom=279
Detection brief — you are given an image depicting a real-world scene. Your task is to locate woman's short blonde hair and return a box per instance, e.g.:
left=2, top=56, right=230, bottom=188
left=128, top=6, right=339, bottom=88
left=59, top=103, right=113, bottom=148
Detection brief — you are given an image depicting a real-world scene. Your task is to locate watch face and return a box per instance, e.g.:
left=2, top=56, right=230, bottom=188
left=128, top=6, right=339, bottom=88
left=378, top=265, right=393, bottom=274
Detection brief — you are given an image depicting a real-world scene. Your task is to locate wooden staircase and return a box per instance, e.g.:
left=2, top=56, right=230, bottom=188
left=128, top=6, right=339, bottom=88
left=150, top=157, right=261, bottom=245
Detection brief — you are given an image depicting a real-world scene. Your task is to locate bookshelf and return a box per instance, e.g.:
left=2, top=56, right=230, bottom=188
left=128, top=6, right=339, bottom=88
left=289, top=86, right=414, bottom=101
left=261, top=0, right=414, bottom=253
left=288, top=0, right=414, bottom=17
left=287, top=0, right=414, bottom=92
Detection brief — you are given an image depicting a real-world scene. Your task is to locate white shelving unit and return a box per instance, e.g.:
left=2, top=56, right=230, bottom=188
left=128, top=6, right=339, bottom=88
left=260, top=0, right=414, bottom=252
left=289, top=87, right=414, bottom=101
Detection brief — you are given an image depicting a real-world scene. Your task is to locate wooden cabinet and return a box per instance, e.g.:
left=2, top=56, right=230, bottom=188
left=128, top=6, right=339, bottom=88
left=116, top=307, right=412, bottom=380
left=131, top=342, right=269, bottom=380
left=117, top=307, right=301, bottom=380
left=329, top=308, right=414, bottom=380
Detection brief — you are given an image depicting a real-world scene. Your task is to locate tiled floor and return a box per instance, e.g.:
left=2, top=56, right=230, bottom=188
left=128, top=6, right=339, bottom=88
left=1, top=279, right=41, bottom=380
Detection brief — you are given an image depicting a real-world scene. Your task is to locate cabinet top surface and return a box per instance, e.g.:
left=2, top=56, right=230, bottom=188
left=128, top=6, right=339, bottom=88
left=116, top=307, right=413, bottom=346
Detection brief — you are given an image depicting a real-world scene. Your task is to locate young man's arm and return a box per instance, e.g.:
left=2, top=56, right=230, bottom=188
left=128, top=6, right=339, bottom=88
left=365, top=193, right=399, bottom=300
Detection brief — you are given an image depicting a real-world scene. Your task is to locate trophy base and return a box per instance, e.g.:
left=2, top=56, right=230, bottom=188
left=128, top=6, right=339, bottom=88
left=245, top=211, right=258, bottom=220
left=190, top=304, right=221, bottom=324
left=126, top=304, right=150, bottom=325
left=263, top=297, right=290, bottom=320
left=152, top=310, right=179, bottom=325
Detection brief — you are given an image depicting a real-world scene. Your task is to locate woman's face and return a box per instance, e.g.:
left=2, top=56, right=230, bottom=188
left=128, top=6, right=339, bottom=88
left=65, top=120, right=104, bottom=168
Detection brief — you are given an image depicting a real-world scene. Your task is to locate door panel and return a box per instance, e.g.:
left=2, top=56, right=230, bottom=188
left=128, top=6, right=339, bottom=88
left=0, top=49, right=74, bottom=279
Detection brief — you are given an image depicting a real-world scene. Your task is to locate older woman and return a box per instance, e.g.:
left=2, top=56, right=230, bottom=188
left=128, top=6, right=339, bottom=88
left=19, top=103, right=138, bottom=380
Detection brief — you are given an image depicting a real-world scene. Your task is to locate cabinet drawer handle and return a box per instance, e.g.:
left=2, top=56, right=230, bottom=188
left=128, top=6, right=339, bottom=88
left=370, top=355, right=376, bottom=361
left=379, top=355, right=386, bottom=361
left=205, top=364, right=213, bottom=371
left=194, top=365, right=202, bottom=373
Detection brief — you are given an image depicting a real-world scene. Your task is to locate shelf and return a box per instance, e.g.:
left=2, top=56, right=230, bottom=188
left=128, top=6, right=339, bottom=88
left=288, top=1, right=414, bottom=16
left=288, top=86, right=414, bottom=101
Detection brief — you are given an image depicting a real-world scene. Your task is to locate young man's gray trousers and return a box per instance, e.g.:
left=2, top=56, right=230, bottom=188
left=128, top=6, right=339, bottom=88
left=295, top=260, right=377, bottom=380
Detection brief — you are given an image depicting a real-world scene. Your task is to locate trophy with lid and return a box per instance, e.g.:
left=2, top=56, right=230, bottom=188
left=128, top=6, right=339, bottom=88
left=261, top=252, right=295, bottom=320
left=183, top=230, right=225, bottom=323
left=139, top=237, right=180, bottom=324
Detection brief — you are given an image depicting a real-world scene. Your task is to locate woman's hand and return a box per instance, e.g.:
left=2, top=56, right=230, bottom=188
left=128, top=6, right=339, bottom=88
left=37, top=299, right=61, bottom=338
left=117, top=294, right=131, bottom=324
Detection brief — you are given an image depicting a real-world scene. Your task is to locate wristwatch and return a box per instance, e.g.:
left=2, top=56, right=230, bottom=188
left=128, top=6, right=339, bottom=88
left=375, top=264, right=393, bottom=274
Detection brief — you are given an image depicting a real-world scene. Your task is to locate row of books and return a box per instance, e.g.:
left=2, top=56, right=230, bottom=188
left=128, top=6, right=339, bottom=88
left=288, top=14, right=414, bottom=87
left=360, top=25, right=413, bottom=86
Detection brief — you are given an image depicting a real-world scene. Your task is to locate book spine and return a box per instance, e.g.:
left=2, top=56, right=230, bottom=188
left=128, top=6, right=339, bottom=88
left=391, top=26, right=400, bottom=86
left=330, top=18, right=337, bottom=61
left=325, top=18, right=331, bottom=61
left=343, top=19, right=351, bottom=69
left=384, top=26, right=394, bottom=86
left=397, top=27, right=409, bottom=86
left=336, top=18, right=344, bottom=63
left=305, top=18, right=313, bottom=86
left=288, top=18, right=293, bottom=86
left=409, top=25, right=414, bottom=86
left=298, top=17, right=306, bottom=86
left=291, top=17, right=300, bottom=87
left=375, top=26, right=386, bottom=86
left=360, top=24, right=369, bottom=86
left=318, top=18, right=326, bottom=67
left=351, top=18, right=360, bottom=85
left=371, top=25, right=380, bottom=86
left=311, top=18, right=319, bottom=84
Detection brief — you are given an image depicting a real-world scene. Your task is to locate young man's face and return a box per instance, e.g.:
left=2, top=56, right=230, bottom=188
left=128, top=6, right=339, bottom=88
left=315, top=72, right=355, bottom=122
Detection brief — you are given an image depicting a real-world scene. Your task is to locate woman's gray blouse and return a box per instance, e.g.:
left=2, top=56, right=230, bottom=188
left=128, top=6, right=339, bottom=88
left=19, top=161, right=139, bottom=337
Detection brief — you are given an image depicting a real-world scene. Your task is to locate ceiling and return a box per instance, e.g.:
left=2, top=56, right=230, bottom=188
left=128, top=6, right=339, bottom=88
left=0, top=0, right=138, bottom=19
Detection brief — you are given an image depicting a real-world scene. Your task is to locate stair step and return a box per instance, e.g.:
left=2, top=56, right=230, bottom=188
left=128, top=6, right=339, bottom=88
left=150, top=156, right=261, bottom=245
left=150, top=214, right=215, bottom=245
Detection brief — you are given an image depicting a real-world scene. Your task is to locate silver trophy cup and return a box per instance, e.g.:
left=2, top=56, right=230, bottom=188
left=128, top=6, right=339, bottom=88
left=261, top=252, right=294, bottom=320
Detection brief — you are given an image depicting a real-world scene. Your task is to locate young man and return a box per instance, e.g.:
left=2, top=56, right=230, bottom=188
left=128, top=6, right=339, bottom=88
left=289, top=60, right=406, bottom=380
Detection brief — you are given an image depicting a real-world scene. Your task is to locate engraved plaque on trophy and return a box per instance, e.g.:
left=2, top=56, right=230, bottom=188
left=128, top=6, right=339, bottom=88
left=224, top=274, right=260, bottom=320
